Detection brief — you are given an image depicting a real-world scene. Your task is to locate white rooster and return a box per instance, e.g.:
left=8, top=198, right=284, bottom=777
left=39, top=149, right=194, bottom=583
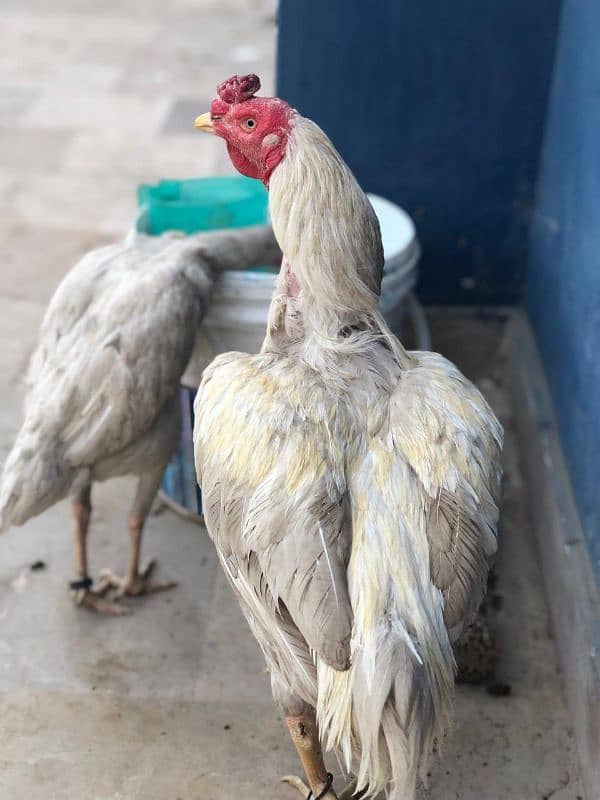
left=0, top=225, right=278, bottom=614
left=193, top=74, right=503, bottom=799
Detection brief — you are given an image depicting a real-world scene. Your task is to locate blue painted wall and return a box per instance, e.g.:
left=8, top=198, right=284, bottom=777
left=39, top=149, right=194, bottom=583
left=527, top=0, right=600, bottom=580
left=277, top=0, right=561, bottom=304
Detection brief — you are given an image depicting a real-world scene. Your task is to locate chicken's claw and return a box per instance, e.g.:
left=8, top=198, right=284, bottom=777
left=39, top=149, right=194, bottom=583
left=72, top=586, right=131, bottom=616
left=282, top=775, right=311, bottom=797
left=98, top=559, right=177, bottom=599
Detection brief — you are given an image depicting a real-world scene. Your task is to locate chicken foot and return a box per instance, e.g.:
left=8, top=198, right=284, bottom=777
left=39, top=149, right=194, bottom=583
left=281, top=709, right=360, bottom=800
left=97, top=517, right=177, bottom=598
left=96, top=466, right=177, bottom=602
left=70, top=484, right=130, bottom=616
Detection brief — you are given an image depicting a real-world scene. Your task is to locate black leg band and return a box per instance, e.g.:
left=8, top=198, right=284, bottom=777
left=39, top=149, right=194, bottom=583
left=308, top=773, right=334, bottom=800
left=69, top=576, right=93, bottom=591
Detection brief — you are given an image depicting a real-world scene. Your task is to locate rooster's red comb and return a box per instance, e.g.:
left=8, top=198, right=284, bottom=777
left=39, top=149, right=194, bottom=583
left=217, top=74, right=261, bottom=105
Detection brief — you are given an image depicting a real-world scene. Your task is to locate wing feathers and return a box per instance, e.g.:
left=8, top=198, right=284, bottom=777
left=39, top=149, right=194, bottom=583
left=427, top=488, right=491, bottom=633
left=388, top=352, right=502, bottom=638
left=195, top=355, right=354, bottom=673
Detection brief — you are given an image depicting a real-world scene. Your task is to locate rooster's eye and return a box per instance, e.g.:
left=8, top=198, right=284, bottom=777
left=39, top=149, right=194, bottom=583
left=241, top=118, right=256, bottom=131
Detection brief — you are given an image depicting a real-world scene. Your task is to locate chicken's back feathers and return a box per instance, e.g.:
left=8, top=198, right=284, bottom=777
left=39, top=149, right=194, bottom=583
left=193, top=342, right=502, bottom=800
left=1, top=226, right=278, bottom=531
left=0, top=237, right=204, bottom=530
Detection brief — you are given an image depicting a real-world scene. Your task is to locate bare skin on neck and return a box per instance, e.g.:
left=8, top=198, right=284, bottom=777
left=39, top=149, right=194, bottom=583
left=286, top=261, right=301, bottom=298
left=261, top=258, right=305, bottom=353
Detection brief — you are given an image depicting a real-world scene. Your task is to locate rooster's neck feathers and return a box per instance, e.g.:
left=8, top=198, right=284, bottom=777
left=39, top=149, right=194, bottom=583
left=266, top=116, right=411, bottom=369
left=269, top=116, right=382, bottom=311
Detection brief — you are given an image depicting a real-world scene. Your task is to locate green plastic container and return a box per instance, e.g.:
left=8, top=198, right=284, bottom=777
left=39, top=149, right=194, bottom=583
left=136, top=176, right=268, bottom=235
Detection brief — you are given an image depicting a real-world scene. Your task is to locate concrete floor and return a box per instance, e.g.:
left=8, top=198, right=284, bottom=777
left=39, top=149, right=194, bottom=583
left=0, top=2, right=584, bottom=799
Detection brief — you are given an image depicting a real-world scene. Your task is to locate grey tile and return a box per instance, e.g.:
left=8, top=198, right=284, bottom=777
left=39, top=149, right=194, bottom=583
left=161, top=97, right=212, bottom=135
left=0, top=221, right=113, bottom=304
left=22, top=89, right=170, bottom=135
left=0, top=126, right=73, bottom=170
left=0, top=86, right=38, bottom=118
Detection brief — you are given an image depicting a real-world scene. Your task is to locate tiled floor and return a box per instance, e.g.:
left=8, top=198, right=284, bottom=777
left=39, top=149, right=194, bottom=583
left=0, top=0, right=275, bottom=247
left=0, top=3, right=584, bottom=799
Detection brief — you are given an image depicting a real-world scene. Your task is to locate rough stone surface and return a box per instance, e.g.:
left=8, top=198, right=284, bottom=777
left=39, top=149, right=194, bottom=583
left=0, top=2, right=583, bottom=798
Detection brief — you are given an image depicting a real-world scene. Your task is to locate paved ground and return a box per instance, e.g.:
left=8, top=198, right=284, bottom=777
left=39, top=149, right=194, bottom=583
left=0, top=2, right=584, bottom=799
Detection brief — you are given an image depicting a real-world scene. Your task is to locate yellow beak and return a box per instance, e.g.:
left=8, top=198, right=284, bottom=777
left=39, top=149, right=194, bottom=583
left=194, top=112, right=214, bottom=133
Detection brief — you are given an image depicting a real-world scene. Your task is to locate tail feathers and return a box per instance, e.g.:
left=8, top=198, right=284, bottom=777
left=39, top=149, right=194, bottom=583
left=317, top=623, right=454, bottom=800
left=0, top=427, right=74, bottom=532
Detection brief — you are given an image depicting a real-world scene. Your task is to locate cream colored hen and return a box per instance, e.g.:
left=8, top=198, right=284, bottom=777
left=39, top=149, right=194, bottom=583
left=0, top=225, right=278, bottom=614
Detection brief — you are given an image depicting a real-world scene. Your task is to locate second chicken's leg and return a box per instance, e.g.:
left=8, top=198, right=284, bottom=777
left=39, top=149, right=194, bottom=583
left=98, top=465, right=177, bottom=599
left=71, top=484, right=129, bottom=616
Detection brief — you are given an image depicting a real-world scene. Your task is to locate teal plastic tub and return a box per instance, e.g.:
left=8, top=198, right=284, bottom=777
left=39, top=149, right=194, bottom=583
left=136, top=176, right=268, bottom=235
left=135, top=176, right=269, bottom=519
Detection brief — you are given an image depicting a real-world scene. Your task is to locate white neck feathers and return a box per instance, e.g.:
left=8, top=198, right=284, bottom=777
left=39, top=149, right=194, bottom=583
left=266, top=116, right=411, bottom=368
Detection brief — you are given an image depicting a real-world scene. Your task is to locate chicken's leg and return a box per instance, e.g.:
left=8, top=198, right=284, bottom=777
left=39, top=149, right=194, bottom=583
left=281, top=708, right=359, bottom=800
left=98, top=465, right=176, bottom=599
left=70, top=484, right=129, bottom=616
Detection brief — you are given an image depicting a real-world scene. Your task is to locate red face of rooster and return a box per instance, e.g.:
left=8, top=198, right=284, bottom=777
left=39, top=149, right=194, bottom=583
left=195, top=74, right=294, bottom=185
